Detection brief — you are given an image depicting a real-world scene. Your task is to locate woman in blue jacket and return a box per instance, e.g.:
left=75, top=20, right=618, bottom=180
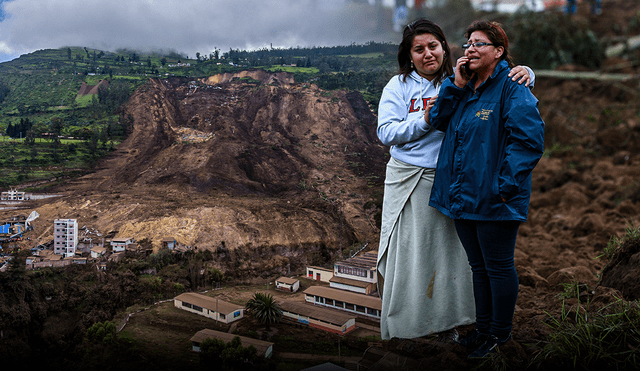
left=376, top=18, right=534, bottom=341
left=427, top=20, right=544, bottom=358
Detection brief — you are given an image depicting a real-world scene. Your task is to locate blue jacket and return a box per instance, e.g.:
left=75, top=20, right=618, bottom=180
left=428, top=60, right=545, bottom=222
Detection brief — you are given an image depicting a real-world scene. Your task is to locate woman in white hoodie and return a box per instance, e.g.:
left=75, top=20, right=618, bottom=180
left=376, top=18, right=534, bottom=340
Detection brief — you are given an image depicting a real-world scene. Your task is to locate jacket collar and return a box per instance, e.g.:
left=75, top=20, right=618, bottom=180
left=467, top=59, right=509, bottom=91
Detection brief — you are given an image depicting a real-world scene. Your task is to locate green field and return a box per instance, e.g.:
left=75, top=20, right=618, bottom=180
left=0, top=136, right=118, bottom=188
left=265, top=65, right=320, bottom=73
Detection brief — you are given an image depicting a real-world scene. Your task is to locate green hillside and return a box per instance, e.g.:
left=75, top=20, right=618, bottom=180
left=0, top=43, right=397, bottom=189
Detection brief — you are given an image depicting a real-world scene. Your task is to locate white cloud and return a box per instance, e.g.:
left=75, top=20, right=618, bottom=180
left=0, top=40, right=11, bottom=54
left=0, top=0, right=396, bottom=61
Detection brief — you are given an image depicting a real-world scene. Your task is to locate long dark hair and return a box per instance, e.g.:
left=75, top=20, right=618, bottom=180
left=398, top=18, right=453, bottom=87
left=464, top=20, right=515, bottom=68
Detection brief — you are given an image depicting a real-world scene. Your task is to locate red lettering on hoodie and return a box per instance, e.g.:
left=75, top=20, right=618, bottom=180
left=409, top=98, right=431, bottom=113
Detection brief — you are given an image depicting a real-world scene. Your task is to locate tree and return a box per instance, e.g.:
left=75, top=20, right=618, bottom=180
left=86, top=321, right=117, bottom=344
left=5, top=122, right=14, bottom=137
left=244, top=292, right=282, bottom=330
left=207, top=267, right=224, bottom=286
left=0, top=81, right=9, bottom=104
left=50, top=117, right=63, bottom=143
left=507, top=11, right=604, bottom=70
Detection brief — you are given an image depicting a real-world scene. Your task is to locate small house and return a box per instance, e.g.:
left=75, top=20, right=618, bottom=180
left=306, top=266, right=333, bottom=282
left=90, top=246, right=107, bottom=259
left=110, top=237, right=134, bottom=252
left=275, top=276, right=300, bottom=293
left=72, top=257, right=87, bottom=265
left=162, top=237, right=177, bottom=250
left=174, top=292, right=244, bottom=324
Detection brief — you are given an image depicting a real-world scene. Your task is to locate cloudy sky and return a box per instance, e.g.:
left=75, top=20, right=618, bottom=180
left=0, top=0, right=404, bottom=63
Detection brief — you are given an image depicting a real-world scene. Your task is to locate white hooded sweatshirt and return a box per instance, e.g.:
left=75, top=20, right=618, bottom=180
left=377, top=70, right=444, bottom=169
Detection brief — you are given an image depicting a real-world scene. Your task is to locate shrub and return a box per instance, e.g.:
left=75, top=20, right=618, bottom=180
left=506, top=11, right=605, bottom=70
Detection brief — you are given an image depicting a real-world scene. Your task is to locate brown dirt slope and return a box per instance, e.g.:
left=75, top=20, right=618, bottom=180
left=77, top=80, right=109, bottom=96
left=20, top=70, right=387, bottom=280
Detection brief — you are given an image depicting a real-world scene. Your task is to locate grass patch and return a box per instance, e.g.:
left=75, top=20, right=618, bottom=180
left=599, top=224, right=640, bottom=262
left=0, top=136, right=118, bottom=187
left=533, top=297, right=640, bottom=370
left=75, top=94, right=96, bottom=107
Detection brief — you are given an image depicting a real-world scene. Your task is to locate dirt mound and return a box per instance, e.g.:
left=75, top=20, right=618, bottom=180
left=202, top=69, right=294, bottom=85
left=24, top=71, right=386, bottom=279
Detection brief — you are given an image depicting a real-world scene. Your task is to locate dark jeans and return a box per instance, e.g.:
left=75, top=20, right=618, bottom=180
left=454, top=219, right=520, bottom=339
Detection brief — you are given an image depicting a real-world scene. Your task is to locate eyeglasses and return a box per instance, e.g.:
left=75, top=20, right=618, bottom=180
left=462, top=42, right=494, bottom=49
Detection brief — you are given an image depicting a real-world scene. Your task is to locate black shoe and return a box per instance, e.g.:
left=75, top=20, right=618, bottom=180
left=468, top=334, right=511, bottom=359
left=456, top=329, right=489, bottom=350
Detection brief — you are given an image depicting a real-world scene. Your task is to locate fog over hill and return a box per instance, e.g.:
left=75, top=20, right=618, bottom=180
left=0, top=0, right=396, bottom=63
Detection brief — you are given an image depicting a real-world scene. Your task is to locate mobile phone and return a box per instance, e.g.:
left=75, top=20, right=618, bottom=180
left=463, top=62, right=472, bottom=77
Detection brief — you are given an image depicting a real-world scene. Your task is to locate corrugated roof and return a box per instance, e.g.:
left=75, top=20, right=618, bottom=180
left=334, top=251, right=378, bottom=270
left=304, top=286, right=381, bottom=310
left=276, top=276, right=299, bottom=285
left=307, top=266, right=333, bottom=272
left=111, top=238, right=133, bottom=243
left=175, top=293, right=244, bottom=314
left=190, top=329, right=273, bottom=356
left=278, top=300, right=355, bottom=326
left=329, top=276, right=371, bottom=288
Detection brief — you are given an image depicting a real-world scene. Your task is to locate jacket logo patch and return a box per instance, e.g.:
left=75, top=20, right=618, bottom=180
left=475, top=109, right=493, bottom=121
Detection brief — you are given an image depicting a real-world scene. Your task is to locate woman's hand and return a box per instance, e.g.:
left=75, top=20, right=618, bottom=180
left=454, top=57, right=472, bottom=88
left=424, top=95, right=437, bottom=124
left=509, top=66, right=532, bottom=87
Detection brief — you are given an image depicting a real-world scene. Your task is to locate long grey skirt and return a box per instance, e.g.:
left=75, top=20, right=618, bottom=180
left=376, top=157, right=475, bottom=339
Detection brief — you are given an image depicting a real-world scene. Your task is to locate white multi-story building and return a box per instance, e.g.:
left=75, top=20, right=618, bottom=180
left=53, top=219, right=78, bottom=257
left=1, top=188, right=26, bottom=201
left=331, top=250, right=378, bottom=295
